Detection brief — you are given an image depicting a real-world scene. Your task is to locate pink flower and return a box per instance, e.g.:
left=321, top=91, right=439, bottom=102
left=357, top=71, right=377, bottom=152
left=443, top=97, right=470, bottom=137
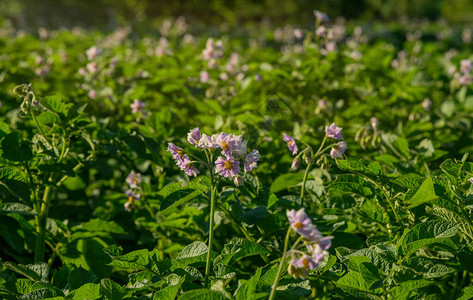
left=188, top=127, right=201, bottom=146
left=283, top=133, right=298, bottom=155
left=306, top=236, right=332, bottom=266
left=330, top=141, right=347, bottom=159
left=286, top=208, right=318, bottom=239
left=469, top=177, right=473, bottom=184
left=167, top=142, right=185, bottom=162
left=86, top=46, right=101, bottom=60
left=126, top=171, right=142, bottom=189
left=422, top=98, right=432, bottom=111
left=126, top=189, right=141, bottom=201
left=216, top=132, right=236, bottom=157
left=200, top=71, right=209, bottom=83
left=459, top=75, right=471, bottom=85
left=325, top=123, right=343, bottom=140
left=288, top=255, right=317, bottom=279
left=244, top=150, right=260, bottom=172
left=86, top=62, right=97, bottom=74
left=88, top=90, right=97, bottom=99
left=460, top=59, right=472, bottom=74
left=130, top=100, right=145, bottom=113
left=215, top=156, right=240, bottom=178
left=198, top=134, right=219, bottom=150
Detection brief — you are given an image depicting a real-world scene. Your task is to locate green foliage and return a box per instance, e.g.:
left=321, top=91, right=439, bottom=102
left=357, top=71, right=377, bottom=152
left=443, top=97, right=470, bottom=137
left=1, top=11, right=473, bottom=300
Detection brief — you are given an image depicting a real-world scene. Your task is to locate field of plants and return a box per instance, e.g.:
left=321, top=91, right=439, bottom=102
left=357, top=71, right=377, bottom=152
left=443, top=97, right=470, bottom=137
left=1, top=7, right=473, bottom=299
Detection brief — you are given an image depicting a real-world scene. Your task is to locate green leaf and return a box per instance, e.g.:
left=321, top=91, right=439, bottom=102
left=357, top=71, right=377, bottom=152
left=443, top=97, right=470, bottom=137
left=0, top=167, right=30, bottom=201
left=4, top=262, right=49, bottom=283
left=79, top=219, right=127, bottom=235
left=158, top=190, right=202, bottom=216
left=67, top=282, right=101, bottom=300
left=178, top=289, right=229, bottom=300
left=108, top=249, right=152, bottom=271
left=100, top=278, right=126, bottom=300
left=41, top=95, right=71, bottom=116
left=235, top=268, right=261, bottom=300
left=214, top=238, right=269, bottom=266
left=359, top=262, right=383, bottom=289
left=337, top=158, right=383, bottom=177
left=0, top=121, right=11, bottom=138
left=399, top=220, right=458, bottom=257
left=404, top=177, right=437, bottom=208
left=336, top=271, right=368, bottom=292
left=458, top=286, right=473, bottom=300
left=67, top=267, right=97, bottom=291
left=153, top=276, right=184, bottom=300
left=0, top=203, right=36, bottom=215
left=36, top=111, right=60, bottom=125
left=38, top=163, right=76, bottom=177
left=1, top=132, right=32, bottom=162
left=389, top=279, right=433, bottom=299
left=172, top=242, right=209, bottom=270
left=266, top=194, right=278, bottom=209
left=403, top=257, right=453, bottom=278
left=269, top=173, right=304, bottom=193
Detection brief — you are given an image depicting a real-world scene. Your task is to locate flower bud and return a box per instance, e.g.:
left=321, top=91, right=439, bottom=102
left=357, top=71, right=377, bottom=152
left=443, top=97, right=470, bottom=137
left=291, top=158, right=300, bottom=170
left=303, top=151, right=313, bottom=164
left=234, top=175, right=244, bottom=186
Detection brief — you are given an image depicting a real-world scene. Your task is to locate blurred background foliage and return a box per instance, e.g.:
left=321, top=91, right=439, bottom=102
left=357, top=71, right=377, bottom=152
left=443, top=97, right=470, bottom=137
left=1, top=0, right=473, bottom=31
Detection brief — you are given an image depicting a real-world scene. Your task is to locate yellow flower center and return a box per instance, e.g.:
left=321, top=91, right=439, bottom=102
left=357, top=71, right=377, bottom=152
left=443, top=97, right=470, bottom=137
left=222, top=141, right=230, bottom=150
left=294, top=222, right=303, bottom=229
left=128, top=196, right=133, bottom=202
left=177, top=149, right=184, bottom=158
left=224, top=161, right=233, bottom=170
left=288, top=140, right=293, bottom=146
left=302, top=257, right=309, bottom=268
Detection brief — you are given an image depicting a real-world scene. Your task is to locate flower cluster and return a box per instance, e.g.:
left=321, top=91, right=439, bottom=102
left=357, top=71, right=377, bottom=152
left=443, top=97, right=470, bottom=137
left=168, top=127, right=260, bottom=185
left=325, top=123, right=347, bottom=159
left=286, top=208, right=332, bottom=279
left=459, top=59, right=472, bottom=85
left=124, top=171, right=142, bottom=211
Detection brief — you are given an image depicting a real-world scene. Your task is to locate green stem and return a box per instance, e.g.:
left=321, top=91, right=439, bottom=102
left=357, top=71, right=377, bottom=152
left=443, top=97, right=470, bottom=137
left=300, top=161, right=313, bottom=204
left=204, top=151, right=216, bottom=287
left=204, top=184, right=217, bottom=287
left=34, top=178, right=53, bottom=263
left=269, top=227, right=292, bottom=300
left=30, top=109, right=49, bottom=144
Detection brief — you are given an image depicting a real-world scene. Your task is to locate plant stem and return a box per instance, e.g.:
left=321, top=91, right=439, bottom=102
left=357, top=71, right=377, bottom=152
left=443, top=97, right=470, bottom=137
left=34, top=178, right=53, bottom=263
left=204, top=151, right=216, bottom=287
left=300, top=160, right=313, bottom=204
left=204, top=184, right=217, bottom=287
left=269, top=227, right=292, bottom=300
